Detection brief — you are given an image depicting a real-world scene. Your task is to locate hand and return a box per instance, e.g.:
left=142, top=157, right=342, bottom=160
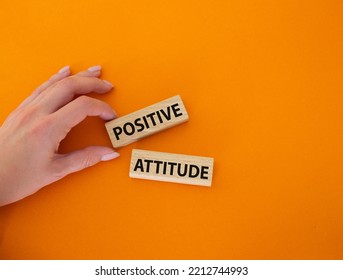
left=0, top=65, right=119, bottom=206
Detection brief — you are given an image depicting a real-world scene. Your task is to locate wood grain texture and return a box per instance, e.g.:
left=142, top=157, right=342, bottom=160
left=105, top=95, right=189, bottom=148
left=130, top=149, right=214, bottom=187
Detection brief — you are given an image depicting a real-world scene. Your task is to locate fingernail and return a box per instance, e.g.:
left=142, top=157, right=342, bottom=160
left=88, top=65, right=101, bottom=72
left=101, top=152, right=120, bottom=161
left=102, top=80, right=113, bottom=87
left=58, top=65, right=70, bottom=73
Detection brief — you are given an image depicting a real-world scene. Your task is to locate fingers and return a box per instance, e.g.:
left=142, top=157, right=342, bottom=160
left=51, top=95, right=116, bottom=140
left=74, top=65, right=102, bottom=77
left=32, top=66, right=71, bottom=96
left=55, top=146, right=120, bottom=176
left=33, top=65, right=103, bottom=97
left=38, top=75, right=113, bottom=113
left=21, top=65, right=108, bottom=111
left=17, top=65, right=71, bottom=109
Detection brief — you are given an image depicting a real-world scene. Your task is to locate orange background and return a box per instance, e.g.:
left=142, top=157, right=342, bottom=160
left=0, top=0, right=343, bottom=259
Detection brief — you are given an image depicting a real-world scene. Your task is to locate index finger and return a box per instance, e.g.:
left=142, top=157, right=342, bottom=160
left=50, top=96, right=116, bottom=142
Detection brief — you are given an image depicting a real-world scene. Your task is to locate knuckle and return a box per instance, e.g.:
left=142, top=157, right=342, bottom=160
left=14, top=105, right=40, bottom=127
left=19, top=106, right=36, bottom=121
left=76, top=95, right=93, bottom=107
left=51, top=157, right=69, bottom=180
left=81, top=156, right=94, bottom=169
left=80, top=151, right=98, bottom=169
left=29, top=116, right=52, bottom=137
left=57, top=75, right=76, bottom=89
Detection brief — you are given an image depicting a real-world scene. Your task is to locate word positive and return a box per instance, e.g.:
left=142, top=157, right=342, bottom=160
left=105, top=95, right=189, bottom=148
left=130, top=149, right=214, bottom=187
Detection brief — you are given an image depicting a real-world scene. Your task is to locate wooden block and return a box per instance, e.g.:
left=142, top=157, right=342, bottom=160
left=105, top=95, right=189, bottom=148
left=130, top=149, right=214, bottom=187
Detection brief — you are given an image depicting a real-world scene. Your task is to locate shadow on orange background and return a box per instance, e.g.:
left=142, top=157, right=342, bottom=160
left=0, top=0, right=343, bottom=259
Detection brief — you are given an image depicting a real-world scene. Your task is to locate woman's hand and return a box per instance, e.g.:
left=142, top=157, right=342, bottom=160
left=0, top=65, right=119, bottom=206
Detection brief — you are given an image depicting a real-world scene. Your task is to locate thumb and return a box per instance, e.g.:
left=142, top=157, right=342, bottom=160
left=57, top=146, right=120, bottom=175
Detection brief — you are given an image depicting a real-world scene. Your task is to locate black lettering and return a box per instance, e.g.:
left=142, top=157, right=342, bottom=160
left=134, top=159, right=144, bottom=172
left=144, top=159, right=153, bottom=172
left=156, top=110, right=163, bottom=123
left=154, top=160, right=163, bottom=173
left=143, top=116, right=150, bottom=129
left=177, top=163, right=188, bottom=177
left=160, top=106, right=172, bottom=120
left=113, top=126, right=122, bottom=140
left=134, top=118, right=145, bottom=132
left=171, top=103, right=183, bottom=117
left=189, top=164, right=200, bottom=178
left=95, top=266, right=116, bottom=276
left=146, top=112, right=157, bottom=126
left=123, top=122, right=135, bottom=135
left=168, top=162, right=177, bottom=175
left=163, top=161, right=168, bottom=174
left=200, top=166, right=209, bottom=179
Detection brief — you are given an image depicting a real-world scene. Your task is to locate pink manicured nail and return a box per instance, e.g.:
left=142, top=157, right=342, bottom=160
left=101, top=152, right=120, bottom=161
left=88, top=65, right=101, bottom=72
left=102, top=80, right=113, bottom=87
left=58, top=65, right=70, bottom=73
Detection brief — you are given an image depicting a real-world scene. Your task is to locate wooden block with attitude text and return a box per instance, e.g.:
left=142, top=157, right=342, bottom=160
left=130, top=149, right=214, bottom=187
left=105, top=95, right=189, bottom=148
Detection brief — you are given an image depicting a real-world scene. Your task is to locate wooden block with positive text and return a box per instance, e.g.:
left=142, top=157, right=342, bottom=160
left=105, top=95, right=189, bottom=148
left=130, top=149, right=214, bottom=187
